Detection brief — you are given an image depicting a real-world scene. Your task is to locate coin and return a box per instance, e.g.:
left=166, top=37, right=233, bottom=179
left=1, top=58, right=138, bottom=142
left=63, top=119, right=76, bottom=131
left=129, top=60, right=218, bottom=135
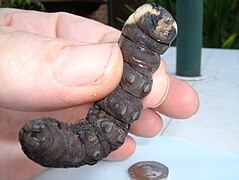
left=128, top=161, right=169, bottom=180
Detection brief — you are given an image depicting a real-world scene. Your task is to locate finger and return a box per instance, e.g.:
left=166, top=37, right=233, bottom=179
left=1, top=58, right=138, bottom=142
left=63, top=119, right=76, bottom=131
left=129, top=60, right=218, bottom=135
left=130, top=109, right=163, bottom=137
left=154, top=75, right=199, bottom=119
left=0, top=138, right=45, bottom=180
left=0, top=26, right=123, bottom=111
left=104, top=136, right=136, bottom=161
left=0, top=8, right=120, bottom=42
left=142, top=59, right=169, bottom=108
left=55, top=11, right=121, bottom=43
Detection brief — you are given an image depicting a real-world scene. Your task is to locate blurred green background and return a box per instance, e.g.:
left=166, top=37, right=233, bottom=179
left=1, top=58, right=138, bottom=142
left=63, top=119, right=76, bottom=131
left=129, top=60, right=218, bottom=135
left=115, top=0, right=239, bottom=49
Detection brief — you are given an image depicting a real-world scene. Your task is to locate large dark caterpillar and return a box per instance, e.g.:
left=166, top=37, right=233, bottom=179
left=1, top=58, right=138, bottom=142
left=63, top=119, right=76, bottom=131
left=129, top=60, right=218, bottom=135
left=19, top=3, right=177, bottom=168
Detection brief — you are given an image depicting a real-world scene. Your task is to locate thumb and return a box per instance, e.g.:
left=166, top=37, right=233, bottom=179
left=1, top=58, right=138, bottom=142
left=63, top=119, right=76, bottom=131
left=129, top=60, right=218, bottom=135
left=0, top=27, right=123, bottom=111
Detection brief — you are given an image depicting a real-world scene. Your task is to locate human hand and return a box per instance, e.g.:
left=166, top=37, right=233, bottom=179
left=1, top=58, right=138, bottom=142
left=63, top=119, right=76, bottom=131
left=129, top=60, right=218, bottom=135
left=0, top=9, right=199, bottom=180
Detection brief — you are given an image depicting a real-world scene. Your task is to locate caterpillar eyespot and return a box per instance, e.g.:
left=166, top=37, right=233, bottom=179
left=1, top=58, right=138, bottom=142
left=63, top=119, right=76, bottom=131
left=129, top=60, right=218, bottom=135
left=19, top=3, right=177, bottom=168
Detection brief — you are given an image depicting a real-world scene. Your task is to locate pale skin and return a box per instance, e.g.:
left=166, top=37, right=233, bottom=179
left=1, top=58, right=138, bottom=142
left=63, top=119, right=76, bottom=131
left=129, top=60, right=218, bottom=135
left=0, top=9, right=199, bottom=180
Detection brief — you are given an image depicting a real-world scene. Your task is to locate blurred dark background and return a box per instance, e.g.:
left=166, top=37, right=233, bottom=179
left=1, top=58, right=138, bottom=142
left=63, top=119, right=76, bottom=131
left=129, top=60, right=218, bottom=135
left=0, top=0, right=135, bottom=27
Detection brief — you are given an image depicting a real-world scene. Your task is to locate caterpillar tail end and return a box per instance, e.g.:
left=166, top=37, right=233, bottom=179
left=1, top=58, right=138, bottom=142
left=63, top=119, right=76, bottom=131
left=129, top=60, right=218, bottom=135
left=19, top=117, right=86, bottom=168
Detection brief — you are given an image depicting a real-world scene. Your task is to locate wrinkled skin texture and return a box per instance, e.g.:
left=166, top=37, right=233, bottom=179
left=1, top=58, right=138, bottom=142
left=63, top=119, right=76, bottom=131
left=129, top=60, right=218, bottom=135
left=0, top=4, right=199, bottom=180
left=19, top=3, right=178, bottom=168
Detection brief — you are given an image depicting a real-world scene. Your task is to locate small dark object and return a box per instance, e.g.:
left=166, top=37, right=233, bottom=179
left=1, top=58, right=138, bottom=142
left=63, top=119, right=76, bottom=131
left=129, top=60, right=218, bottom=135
left=128, top=161, right=169, bottom=180
left=19, top=3, right=177, bottom=168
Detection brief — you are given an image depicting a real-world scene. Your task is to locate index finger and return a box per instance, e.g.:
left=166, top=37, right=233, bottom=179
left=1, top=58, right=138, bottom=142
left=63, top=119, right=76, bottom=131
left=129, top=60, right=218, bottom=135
left=0, top=8, right=120, bottom=42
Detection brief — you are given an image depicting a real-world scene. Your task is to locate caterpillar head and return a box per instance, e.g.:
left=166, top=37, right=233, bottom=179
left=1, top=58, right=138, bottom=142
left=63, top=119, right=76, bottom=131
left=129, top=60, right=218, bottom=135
left=126, top=3, right=177, bottom=45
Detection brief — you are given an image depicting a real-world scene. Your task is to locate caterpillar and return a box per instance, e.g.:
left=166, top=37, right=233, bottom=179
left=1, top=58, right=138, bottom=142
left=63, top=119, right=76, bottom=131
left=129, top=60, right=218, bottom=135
left=19, top=3, right=177, bottom=168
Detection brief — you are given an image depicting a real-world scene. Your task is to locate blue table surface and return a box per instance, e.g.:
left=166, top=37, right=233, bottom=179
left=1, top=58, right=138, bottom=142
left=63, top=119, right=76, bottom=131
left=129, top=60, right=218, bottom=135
left=36, top=135, right=239, bottom=180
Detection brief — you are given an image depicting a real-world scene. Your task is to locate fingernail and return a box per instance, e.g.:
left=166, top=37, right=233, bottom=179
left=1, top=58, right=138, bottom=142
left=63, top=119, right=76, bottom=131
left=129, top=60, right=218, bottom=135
left=53, top=43, right=116, bottom=86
